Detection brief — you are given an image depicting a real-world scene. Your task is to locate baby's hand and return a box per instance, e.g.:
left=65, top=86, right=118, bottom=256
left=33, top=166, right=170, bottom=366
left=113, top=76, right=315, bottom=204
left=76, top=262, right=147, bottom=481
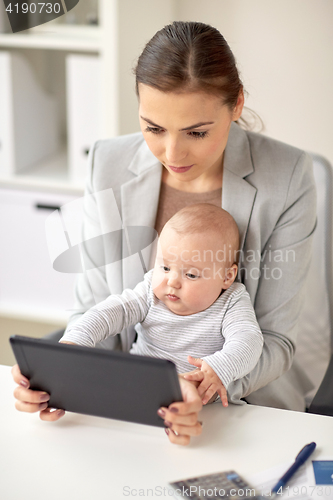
left=183, top=355, right=228, bottom=407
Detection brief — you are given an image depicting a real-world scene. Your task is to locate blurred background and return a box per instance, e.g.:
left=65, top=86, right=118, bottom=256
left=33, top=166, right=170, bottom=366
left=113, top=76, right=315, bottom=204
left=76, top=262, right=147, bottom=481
left=0, top=0, right=332, bottom=365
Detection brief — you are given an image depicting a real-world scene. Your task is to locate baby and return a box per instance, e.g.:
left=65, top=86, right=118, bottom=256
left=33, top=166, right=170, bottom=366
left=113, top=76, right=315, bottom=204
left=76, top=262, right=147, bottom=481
left=60, top=204, right=263, bottom=405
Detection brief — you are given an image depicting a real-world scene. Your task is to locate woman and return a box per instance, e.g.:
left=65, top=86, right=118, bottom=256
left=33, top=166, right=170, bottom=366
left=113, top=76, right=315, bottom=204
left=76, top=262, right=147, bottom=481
left=11, top=21, right=316, bottom=444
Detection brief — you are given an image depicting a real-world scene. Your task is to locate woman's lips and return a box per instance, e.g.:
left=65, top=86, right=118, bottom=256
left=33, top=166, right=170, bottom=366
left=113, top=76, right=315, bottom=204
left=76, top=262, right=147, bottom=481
left=168, top=164, right=193, bottom=173
left=167, top=294, right=180, bottom=301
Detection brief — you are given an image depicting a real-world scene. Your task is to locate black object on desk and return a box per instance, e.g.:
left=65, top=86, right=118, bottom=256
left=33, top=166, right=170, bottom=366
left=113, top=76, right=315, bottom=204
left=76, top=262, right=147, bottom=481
left=170, top=470, right=262, bottom=500
left=10, top=335, right=182, bottom=427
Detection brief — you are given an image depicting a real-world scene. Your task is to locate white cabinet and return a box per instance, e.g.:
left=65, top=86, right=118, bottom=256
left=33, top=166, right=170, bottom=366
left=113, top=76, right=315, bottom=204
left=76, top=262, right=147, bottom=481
left=0, top=187, right=79, bottom=322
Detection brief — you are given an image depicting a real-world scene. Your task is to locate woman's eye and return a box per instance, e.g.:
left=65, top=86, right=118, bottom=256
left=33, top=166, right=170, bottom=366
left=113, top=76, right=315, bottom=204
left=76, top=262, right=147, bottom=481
left=186, top=273, right=200, bottom=280
left=189, top=131, right=208, bottom=139
left=145, top=126, right=162, bottom=134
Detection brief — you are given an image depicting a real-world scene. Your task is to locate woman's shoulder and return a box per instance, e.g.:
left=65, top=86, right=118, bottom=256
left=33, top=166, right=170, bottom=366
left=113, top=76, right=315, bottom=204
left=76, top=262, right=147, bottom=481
left=227, top=124, right=313, bottom=189
left=245, top=128, right=308, bottom=168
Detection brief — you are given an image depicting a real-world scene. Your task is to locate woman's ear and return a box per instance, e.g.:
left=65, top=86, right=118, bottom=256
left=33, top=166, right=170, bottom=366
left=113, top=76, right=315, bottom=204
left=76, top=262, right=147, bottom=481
left=232, top=90, right=244, bottom=122
left=222, top=263, right=238, bottom=289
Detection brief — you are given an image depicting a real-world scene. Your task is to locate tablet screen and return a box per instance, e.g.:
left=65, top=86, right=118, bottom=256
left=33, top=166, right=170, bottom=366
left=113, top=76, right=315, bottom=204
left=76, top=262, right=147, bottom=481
left=10, top=335, right=182, bottom=427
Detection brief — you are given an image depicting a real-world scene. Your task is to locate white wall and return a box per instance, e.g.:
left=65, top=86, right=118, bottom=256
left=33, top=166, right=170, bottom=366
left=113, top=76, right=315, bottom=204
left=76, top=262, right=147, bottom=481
left=176, top=0, right=333, bottom=164
left=118, top=0, right=176, bottom=135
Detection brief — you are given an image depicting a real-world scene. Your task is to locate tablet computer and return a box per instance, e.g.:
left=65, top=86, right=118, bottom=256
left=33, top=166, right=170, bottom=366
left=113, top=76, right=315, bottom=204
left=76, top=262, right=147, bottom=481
left=10, top=335, right=182, bottom=427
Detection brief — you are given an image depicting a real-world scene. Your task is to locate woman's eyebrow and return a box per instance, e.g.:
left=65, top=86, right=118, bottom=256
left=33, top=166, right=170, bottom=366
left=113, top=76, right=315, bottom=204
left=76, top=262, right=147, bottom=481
left=140, top=116, right=214, bottom=131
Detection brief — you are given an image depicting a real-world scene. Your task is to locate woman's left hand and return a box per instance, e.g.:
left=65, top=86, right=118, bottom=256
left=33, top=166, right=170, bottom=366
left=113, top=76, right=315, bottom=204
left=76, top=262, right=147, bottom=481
left=157, top=377, right=203, bottom=446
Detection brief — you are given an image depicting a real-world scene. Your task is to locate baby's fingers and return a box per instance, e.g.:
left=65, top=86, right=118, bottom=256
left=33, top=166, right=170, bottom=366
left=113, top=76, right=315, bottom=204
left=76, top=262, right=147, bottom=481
left=197, top=379, right=211, bottom=397
left=218, top=387, right=229, bottom=407
left=187, top=355, right=203, bottom=369
left=201, top=385, right=217, bottom=405
left=183, top=371, right=204, bottom=382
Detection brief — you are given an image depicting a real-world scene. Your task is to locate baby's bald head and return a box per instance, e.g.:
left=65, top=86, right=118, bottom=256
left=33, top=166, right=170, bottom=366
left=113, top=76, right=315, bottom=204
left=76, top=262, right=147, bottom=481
left=163, top=203, right=240, bottom=266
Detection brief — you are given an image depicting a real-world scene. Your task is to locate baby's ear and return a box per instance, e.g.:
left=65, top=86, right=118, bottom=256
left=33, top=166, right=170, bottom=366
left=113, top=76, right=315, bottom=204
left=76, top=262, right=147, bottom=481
left=223, top=263, right=238, bottom=289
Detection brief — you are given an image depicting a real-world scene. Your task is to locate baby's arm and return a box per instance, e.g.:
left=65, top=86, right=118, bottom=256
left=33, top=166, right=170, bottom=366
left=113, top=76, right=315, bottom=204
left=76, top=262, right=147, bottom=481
left=202, top=286, right=264, bottom=390
left=184, top=286, right=263, bottom=405
left=60, top=273, right=151, bottom=347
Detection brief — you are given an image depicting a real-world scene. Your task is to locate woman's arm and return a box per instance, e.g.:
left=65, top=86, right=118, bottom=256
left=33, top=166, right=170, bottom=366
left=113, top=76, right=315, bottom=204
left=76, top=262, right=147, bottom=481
left=227, top=151, right=317, bottom=405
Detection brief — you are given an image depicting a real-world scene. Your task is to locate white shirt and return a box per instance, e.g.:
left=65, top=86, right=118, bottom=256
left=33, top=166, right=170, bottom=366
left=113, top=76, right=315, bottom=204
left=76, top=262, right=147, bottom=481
left=61, top=270, right=263, bottom=389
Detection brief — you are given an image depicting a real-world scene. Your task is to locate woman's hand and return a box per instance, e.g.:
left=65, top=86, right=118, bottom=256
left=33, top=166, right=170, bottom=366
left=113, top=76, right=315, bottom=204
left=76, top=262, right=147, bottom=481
left=11, top=364, right=65, bottom=421
left=12, top=357, right=202, bottom=441
left=157, top=376, right=203, bottom=446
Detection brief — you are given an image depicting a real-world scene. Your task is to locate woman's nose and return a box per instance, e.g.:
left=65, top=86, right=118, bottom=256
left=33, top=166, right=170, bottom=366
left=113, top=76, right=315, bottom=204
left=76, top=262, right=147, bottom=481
left=165, top=138, right=187, bottom=165
left=167, top=271, right=181, bottom=288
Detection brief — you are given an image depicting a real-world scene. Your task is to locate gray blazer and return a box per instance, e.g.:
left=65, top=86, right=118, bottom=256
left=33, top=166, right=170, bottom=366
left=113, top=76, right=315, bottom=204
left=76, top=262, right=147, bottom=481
left=66, top=122, right=316, bottom=411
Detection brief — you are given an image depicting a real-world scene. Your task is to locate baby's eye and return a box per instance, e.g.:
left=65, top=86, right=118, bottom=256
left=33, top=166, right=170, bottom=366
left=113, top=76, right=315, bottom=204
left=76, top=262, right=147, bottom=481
left=186, top=273, right=200, bottom=280
left=160, top=265, right=170, bottom=272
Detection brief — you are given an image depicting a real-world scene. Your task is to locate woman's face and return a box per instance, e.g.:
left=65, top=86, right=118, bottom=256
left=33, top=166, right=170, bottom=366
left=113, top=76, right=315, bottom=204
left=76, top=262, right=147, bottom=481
left=138, top=84, right=244, bottom=187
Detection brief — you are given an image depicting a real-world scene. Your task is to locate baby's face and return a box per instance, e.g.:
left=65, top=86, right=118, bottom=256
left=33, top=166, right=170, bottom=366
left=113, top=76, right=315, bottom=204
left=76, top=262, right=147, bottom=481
left=152, top=226, right=236, bottom=316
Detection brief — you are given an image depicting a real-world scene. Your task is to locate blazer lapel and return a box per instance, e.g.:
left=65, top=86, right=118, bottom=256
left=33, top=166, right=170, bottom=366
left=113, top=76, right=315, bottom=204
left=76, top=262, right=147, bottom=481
left=121, top=140, right=162, bottom=288
left=121, top=140, right=162, bottom=228
left=222, top=123, right=257, bottom=252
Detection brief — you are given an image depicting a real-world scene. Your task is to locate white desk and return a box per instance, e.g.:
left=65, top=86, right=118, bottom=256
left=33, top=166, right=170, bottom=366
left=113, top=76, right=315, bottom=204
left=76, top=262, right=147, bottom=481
left=1, top=364, right=332, bottom=500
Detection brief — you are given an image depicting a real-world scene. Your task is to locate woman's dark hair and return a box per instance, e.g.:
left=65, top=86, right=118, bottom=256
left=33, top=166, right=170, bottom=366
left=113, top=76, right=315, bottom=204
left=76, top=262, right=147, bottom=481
left=134, top=21, right=242, bottom=110
left=134, top=21, right=263, bottom=130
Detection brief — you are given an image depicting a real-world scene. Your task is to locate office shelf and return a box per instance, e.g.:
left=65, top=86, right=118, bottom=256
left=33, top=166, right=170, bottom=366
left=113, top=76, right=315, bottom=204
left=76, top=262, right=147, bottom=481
left=0, top=25, right=101, bottom=52
left=0, top=149, right=84, bottom=194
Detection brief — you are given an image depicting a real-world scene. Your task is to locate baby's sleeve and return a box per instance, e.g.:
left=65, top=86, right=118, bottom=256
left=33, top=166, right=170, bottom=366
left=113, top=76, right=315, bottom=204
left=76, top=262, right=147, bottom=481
left=203, top=286, right=264, bottom=389
left=60, top=271, right=152, bottom=347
